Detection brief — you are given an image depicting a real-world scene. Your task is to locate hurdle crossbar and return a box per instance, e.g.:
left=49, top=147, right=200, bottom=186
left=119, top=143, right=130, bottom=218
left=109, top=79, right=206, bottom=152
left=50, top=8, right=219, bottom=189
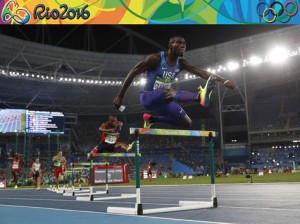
left=129, top=128, right=216, bottom=137
left=92, top=153, right=141, bottom=157
left=70, top=162, right=110, bottom=167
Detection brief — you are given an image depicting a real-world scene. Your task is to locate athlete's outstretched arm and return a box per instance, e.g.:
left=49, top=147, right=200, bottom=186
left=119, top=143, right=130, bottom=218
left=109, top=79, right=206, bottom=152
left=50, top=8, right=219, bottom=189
left=99, top=122, right=114, bottom=133
left=113, top=54, right=160, bottom=109
left=180, top=58, right=237, bottom=90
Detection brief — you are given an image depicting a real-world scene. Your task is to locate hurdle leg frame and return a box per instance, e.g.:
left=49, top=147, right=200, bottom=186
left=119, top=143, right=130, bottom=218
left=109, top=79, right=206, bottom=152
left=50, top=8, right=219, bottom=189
left=209, top=132, right=218, bottom=207
left=107, top=128, right=217, bottom=215
left=135, top=129, right=143, bottom=215
left=107, top=129, right=142, bottom=215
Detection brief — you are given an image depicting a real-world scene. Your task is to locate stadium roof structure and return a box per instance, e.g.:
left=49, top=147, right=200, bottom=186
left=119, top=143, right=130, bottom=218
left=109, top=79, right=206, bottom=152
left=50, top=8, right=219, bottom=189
left=0, top=25, right=300, bottom=116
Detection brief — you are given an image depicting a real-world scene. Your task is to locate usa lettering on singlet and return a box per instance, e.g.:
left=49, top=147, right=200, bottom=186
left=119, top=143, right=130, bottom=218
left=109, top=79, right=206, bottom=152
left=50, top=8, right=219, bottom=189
left=144, top=51, right=181, bottom=91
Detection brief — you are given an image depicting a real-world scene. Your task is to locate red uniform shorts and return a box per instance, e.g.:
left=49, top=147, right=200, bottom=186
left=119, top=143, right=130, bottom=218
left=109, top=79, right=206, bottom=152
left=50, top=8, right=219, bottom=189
left=53, top=167, right=63, bottom=178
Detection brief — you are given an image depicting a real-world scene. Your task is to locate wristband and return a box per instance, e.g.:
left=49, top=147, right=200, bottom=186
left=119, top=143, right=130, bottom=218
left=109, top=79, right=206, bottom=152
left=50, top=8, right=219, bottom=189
left=223, top=80, right=230, bottom=85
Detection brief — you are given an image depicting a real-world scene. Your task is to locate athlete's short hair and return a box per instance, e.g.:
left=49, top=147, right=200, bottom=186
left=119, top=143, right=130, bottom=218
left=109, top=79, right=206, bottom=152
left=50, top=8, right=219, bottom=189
left=168, top=35, right=185, bottom=48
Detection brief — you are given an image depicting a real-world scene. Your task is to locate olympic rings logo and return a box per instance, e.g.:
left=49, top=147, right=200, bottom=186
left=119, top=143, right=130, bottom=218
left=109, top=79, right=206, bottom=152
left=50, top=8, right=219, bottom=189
left=257, top=1, right=298, bottom=23
left=1, top=0, right=31, bottom=25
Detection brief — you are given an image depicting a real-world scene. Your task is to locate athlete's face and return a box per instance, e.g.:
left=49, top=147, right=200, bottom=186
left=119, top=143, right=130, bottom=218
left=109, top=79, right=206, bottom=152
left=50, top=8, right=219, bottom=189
left=108, top=116, right=117, bottom=127
left=170, top=37, right=186, bottom=57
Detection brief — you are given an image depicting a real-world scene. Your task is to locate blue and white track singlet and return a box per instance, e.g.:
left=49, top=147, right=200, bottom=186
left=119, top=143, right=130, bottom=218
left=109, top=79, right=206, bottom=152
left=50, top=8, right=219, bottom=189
left=143, top=51, right=181, bottom=91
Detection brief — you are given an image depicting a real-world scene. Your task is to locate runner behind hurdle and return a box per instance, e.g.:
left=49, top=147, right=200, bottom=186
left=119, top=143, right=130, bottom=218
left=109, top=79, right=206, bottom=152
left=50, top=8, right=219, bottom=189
left=52, top=150, right=67, bottom=191
left=11, top=153, right=22, bottom=189
left=31, top=158, right=42, bottom=191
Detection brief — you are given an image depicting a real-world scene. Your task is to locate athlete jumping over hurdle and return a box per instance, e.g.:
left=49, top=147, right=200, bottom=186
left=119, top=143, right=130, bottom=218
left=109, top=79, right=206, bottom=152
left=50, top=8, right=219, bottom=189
left=88, top=115, right=133, bottom=160
left=113, top=35, right=237, bottom=128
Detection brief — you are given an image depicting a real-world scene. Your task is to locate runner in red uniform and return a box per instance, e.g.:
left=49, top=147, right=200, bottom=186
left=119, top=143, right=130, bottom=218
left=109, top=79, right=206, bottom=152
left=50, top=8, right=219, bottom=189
left=52, top=151, right=66, bottom=190
left=11, top=153, right=22, bottom=189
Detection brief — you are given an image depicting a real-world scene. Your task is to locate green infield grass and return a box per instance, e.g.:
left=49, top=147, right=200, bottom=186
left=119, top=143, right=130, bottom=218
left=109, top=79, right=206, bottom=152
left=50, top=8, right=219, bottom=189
left=3, top=172, right=300, bottom=189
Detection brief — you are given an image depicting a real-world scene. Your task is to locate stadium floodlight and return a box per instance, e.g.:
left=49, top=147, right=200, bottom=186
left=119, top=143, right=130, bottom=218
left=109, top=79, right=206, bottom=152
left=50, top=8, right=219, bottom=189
left=227, top=61, right=239, bottom=71
left=249, top=56, right=263, bottom=65
left=140, top=77, right=146, bottom=85
left=184, top=73, right=189, bottom=79
left=267, top=46, right=288, bottom=63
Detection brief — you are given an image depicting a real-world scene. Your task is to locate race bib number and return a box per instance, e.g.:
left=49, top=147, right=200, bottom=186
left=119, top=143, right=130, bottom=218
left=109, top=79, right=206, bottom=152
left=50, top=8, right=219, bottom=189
left=104, top=134, right=117, bottom=144
left=34, top=164, right=41, bottom=171
left=12, top=163, right=19, bottom=169
left=153, top=80, right=171, bottom=90
left=153, top=76, right=172, bottom=90
left=54, top=162, right=61, bottom=167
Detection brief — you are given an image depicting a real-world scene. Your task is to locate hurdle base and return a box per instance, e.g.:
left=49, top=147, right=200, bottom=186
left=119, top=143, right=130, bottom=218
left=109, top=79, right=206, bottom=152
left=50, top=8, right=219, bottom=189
left=76, top=194, right=136, bottom=202
left=93, top=194, right=136, bottom=201
left=63, top=189, right=91, bottom=196
left=108, top=201, right=212, bottom=215
left=212, top=197, right=218, bottom=207
left=107, top=203, right=143, bottom=215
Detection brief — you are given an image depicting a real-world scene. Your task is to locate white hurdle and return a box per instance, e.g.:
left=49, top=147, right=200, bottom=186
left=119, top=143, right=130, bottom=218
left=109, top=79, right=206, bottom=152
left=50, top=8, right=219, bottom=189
left=107, top=128, right=218, bottom=215
left=60, top=162, right=109, bottom=197
left=47, top=184, right=70, bottom=193
left=63, top=168, right=90, bottom=196
left=76, top=153, right=139, bottom=202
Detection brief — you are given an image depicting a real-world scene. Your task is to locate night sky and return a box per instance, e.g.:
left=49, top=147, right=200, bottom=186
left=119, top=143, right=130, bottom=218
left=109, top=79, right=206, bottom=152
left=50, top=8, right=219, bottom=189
left=0, top=25, right=288, bottom=54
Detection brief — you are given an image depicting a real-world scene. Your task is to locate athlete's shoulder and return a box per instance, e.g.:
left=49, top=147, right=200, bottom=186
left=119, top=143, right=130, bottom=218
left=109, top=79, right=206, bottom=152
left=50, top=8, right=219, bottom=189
left=144, top=53, right=161, bottom=63
left=178, top=57, right=191, bottom=70
left=143, top=53, right=162, bottom=70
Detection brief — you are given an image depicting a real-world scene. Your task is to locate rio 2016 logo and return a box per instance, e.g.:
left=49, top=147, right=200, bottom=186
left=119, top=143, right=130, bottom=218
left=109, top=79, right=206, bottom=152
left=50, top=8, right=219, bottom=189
left=33, top=4, right=90, bottom=20
left=1, top=0, right=31, bottom=24
left=1, top=1, right=91, bottom=24
left=257, top=1, right=298, bottom=23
